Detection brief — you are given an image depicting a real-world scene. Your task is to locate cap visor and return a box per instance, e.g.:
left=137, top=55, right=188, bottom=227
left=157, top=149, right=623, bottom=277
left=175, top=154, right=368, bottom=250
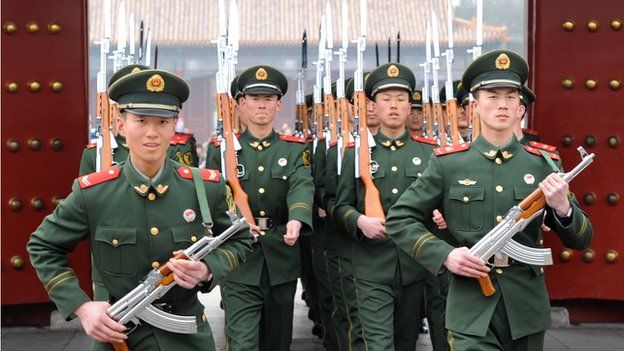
left=244, top=87, right=282, bottom=96
left=125, top=108, right=178, bottom=118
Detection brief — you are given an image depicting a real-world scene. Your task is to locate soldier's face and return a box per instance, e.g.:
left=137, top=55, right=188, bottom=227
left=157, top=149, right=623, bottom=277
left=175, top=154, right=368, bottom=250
left=474, top=88, right=525, bottom=133
left=241, top=94, right=281, bottom=126
left=119, top=112, right=176, bottom=168
left=457, top=104, right=469, bottom=128
left=374, top=89, right=410, bottom=130
left=407, top=107, right=423, bottom=132
left=366, top=99, right=379, bottom=128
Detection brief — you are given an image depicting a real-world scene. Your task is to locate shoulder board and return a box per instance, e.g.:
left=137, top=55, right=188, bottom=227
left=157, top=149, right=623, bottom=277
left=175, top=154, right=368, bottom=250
left=529, top=141, right=557, bottom=152
left=86, top=143, right=97, bottom=149
left=171, top=132, right=193, bottom=145
left=524, top=145, right=560, bottom=160
left=346, top=142, right=356, bottom=148
left=306, top=136, right=314, bottom=143
left=434, top=143, right=471, bottom=156
left=177, top=167, right=220, bottom=182
left=279, top=134, right=306, bottom=143
left=522, top=128, right=539, bottom=136
left=411, top=135, right=439, bottom=146
left=77, top=166, right=120, bottom=189
left=329, top=141, right=338, bottom=147
left=210, top=136, right=221, bottom=147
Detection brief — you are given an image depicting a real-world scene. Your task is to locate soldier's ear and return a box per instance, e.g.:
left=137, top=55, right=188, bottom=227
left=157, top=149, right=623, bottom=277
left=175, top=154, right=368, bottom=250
left=275, top=98, right=282, bottom=112
left=118, top=112, right=127, bottom=136
left=517, top=104, right=526, bottom=119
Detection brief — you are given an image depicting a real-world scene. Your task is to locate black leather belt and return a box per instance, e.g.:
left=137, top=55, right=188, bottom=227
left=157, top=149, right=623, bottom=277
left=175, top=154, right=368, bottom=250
left=109, top=294, right=198, bottom=314
left=254, top=217, right=286, bottom=231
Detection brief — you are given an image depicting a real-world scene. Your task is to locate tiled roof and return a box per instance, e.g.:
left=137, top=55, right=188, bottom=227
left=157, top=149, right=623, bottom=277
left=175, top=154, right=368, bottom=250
left=89, top=0, right=508, bottom=47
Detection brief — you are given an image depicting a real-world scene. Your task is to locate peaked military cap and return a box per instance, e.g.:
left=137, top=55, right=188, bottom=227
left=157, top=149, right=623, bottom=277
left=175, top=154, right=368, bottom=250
left=462, top=49, right=529, bottom=93
left=230, top=74, right=242, bottom=100
left=345, top=77, right=355, bottom=103
left=238, top=65, right=288, bottom=97
left=364, top=63, right=415, bottom=100
left=519, top=85, right=536, bottom=107
left=108, top=69, right=190, bottom=118
left=456, top=82, right=470, bottom=106
left=108, top=64, right=151, bottom=88
left=440, top=80, right=462, bottom=106
left=410, top=90, right=423, bottom=108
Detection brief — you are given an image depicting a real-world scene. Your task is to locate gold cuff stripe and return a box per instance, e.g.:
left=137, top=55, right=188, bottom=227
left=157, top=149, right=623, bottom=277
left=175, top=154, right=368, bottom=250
left=411, top=233, right=434, bottom=258
left=217, top=248, right=235, bottom=270
left=577, top=215, right=587, bottom=239
left=448, top=330, right=456, bottom=351
left=45, top=271, right=74, bottom=291
left=223, top=248, right=238, bottom=268
left=47, top=275, right=77, bottom=295
left=415, top=236, right=436, bottom=260
left=343, top=209, right=358, bottom=224
left=289, top=202, right=312, bottom=212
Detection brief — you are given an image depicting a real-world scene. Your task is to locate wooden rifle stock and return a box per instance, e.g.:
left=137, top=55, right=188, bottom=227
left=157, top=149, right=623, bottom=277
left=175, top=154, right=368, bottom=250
left=423, top=102, right=434, bottom=139
left=314, top=102, right=324, bottom=140
left=325, top=94, right=338, bottom=144
left=218, top=92, right=255, bottom=226
left=433, top=102, right=447, bottom=146
left=296, top=103, right=306, bottom=137
left=338, top=97, right=351, bottom=155
left=446, top=99, right=460, bottom=144
left=230, top=98, right=240, bottom=134
left=96, top=92, right=113, bottom=168
left=354, top=91, right=384, bottom=219
left=467, top=101, right=480, bottom=141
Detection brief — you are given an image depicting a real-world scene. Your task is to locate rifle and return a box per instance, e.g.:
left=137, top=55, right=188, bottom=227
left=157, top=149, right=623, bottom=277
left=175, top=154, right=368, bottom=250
left=431, top=11, right=448, bottom=146
left=323, top=2, right=337, bottom=151
left=215, top=0, right=254, bottom=226
left=335, top=0, right=350, bottom=175
left=469, top=147, right=595, bottom=296
left=95, top=0, right=112, bottom=171
left=467, top=0, right=483, bottom=141
left=296, top=31, right=308, bottom=138
left=108, top=212, right=247, bottom=351
left=352, top=0, right=384, bottom=219
left=396, top=31, right=400, bottom=63
left=420, top=21, right=434, bottom=139
left=442, top=0, right=460, bottom=144
left=138, top=21, right=144, bottom=64
left=312, top=17, right=326, bottom=156
left=127, top=14, right=135, bottom=65
left=112, top=1, right=126, bottom=72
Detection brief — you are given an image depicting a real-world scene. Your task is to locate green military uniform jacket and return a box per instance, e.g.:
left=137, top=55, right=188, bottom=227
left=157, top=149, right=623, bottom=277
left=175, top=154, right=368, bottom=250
left=311, top=140, right=329, bottom=249
left=324, top=143, right=354, bottom=256
left=206, top=129, right=314, bottom=286
left=334, top=131, right=437, bottom=285
left=27, top=159, right=253, bottom=350
left=386, top=135, right=593, bottom=339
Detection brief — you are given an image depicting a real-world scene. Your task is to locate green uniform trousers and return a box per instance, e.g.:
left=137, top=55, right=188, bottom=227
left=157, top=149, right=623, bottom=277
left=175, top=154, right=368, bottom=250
left=222, top=264, right=297, bottom=351
left=355, top=267, right=424, bottom=351
left=299, top=235, right=320, bottom=323
left=424, top=270, right=451, bottom=351
left=338, top=256, right=366, bottom=351
left=326, top=248, right=349, bottom=351
left=447, top=295, right=545, bottom=351
left=312, top=247, right=340, bottom=350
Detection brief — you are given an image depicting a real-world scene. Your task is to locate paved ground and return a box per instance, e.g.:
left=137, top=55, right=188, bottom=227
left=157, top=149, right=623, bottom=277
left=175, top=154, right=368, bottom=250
left=2, top=282, right=623, bottom=350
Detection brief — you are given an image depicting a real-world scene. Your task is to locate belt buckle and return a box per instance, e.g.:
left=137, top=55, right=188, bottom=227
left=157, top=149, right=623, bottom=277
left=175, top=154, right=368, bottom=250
left=492, top=253, right=510, bottom=267
left=256, top=217, right=269, bottom=231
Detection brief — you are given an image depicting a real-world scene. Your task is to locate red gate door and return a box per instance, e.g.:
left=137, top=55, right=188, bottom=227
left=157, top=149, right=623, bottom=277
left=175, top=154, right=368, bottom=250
left=528, top=0, right=624, bottom=322
left=2, top=0, right=91, bottom=324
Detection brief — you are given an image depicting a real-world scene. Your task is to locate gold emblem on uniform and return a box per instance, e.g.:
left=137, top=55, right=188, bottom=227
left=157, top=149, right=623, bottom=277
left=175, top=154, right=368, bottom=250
left=156, top=184, right=169, bottom=195
left=146, top=74, right=165, bottom=92
left=501, top=150, right=513, bottom=160
left=412, top=91, right=421, bottom=101
left=183, top=209, right=196, bottom=223
left=302, top=149, right=311, bottom=167
left=387, top=64, right=400, bottom=78
left=495, top=53, right=511, bottom=70
left=225, top=185, right=237, bottom=212
left=134, top=184, right=149, bottom=194
left=458, top=178, right=477, bottom=186
left=255, top=67, right=268, bottom=80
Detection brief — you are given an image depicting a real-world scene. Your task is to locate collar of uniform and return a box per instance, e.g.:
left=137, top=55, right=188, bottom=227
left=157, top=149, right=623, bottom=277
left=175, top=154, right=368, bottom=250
left=124, top=158, right=173, bottom=197
left=242, top=129, right=277, bottom=151
left=473, top=134, right=520, bottom=162
left=115, top=134, right=128, bottom=148
left=375, top=130, right=408, bottom=149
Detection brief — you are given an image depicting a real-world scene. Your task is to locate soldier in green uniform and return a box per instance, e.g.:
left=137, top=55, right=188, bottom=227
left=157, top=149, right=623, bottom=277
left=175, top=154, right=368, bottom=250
left=334, top=63, right=439, bottom=351
left=386, top=50, right=594, bottom=351
left=515, top=85, right=538, bottom=145
left=206, top=65, right=314, bottom=351
left=27, top=69, right=253, bottom=351
left=407, top=89, right=424, bottom=137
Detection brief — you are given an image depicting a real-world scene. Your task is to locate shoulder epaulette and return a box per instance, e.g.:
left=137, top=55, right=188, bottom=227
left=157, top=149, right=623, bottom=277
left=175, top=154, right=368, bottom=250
left=434, top=143, right=470, bottom=156
left=77, top=166, right=120, bottom=189
left=329, top=141, right=338, bottom=147
left=177, top=167, right=220, bottom=182
left=279, top=134, right=306, bottom=143
left=412, top=135, right=439, bottom=146
left=346, top=142, right=356, bottom=148
left=171, top=132, right=193, bottom=145
left=524, top=145, right=560, bottom=160
left=522, top=128, right=539, bottom=136
left=529, top=141, right=557, bottom=152
left=85, top=143, right=97, bottom=149
left=210, top=137, right=220, bottom=147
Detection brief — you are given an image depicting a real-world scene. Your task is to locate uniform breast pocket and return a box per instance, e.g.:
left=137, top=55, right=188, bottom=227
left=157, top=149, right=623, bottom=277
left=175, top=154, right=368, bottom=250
left=404, top=166, right=423, bottom=181
left=271, top=165, right=291, bottom=200
left=171, top=224, right=206, bottom=251
left=447, top=185, right=485, bottom=232
left=94, top=226, right=137, bottom=277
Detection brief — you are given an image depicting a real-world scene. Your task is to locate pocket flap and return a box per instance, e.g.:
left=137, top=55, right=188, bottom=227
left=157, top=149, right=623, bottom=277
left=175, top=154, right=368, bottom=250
left=448, top=185, right=485, bottom=203
left=95, top=226, right=137, bottom=247
left=404, top=166, right=422, bottom=178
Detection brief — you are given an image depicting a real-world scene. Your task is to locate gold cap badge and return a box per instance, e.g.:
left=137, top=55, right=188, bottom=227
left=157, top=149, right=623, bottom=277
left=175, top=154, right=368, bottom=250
left=495, top=53, right=511, bottom=70
left=131, top=67, right=142, bottom=74
left=412, top=91, right=421, bottom=100
left=255, top=67, right=268, bottom=80
left=146, top=74, right=165, bottom=92
left=387, top=64, right=400, bottom=78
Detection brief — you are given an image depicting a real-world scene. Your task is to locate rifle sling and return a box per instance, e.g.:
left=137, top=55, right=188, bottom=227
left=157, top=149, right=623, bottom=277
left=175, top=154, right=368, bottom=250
left=190, top=168, right=213, bottom=228
left=538, top=149, right=561, bottom=173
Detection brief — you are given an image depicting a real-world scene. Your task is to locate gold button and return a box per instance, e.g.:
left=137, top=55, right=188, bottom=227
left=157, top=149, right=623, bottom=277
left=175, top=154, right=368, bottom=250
left=191, top=235, right=197, bottom=242
left=260, top=231, right=266, bottom=236
left=496, top=215, right=503, bottom=222
left=108, top=169, right=115, bottom=175
left=463, top=196, right=469, bottom=203
left=202, top=314, right=207, bottom=322
left=391, top=166, right=398, bottom=172
left=495, top=158, right=502, bottom=165
left=112, top=239, right=119, bottom=247
left=540, top=267, right=544, bottom=274
left=495, top=268, right=503, bottom=274
left=392, top=188, right=398, bottom=194
left=258, top=145, right=263, bottom=151
left=151, top=261, right=160, bottom=269
left=390, top=145, right=396, bottom=151
left=539, top=239, right=544, bottom=245
left=496, top=185, right=504, bottom=192
left=259, top=188, right=265, bottom=194
left=417, top=172, right=422, bottom=177
left=282, top=176, right=287, bottom=180
left=150, top=227, right=159, bottom=235
left=259, top=210, right=266, bottom=216
left=258, top=166, right=264, bottom=172
left=148, top=193, right=156, bottom=201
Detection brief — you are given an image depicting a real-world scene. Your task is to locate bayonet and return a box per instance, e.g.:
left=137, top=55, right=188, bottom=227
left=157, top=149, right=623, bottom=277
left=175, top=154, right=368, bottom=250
left=420, top=20, right=434, bottom=139
left=323, top=1, right=337, bottom=151
left=112, top=0, right=127, bottom=71
left=335, top=0, right=350, bottom=175
left=467, top=0, right=483, bottom=141
left=396, top=31, right=400, bottom=63
left=154, top=45, right=158, bottom=69
left=375, top=42, right=379, bottom=67
left=127, top=13, right=135, bottom=64
left=95, top=0, right=112, bottom=172
left=145, top=27, right=152, bottom=66
left=138, top=20, right=144, bottom=64
left=296, top=30, right=308, bottom=137
left=442, top=0, right=459, bottom=144
left=430, top=11, right=448, bottom=146
left=387, top=36, right=391, bottom=63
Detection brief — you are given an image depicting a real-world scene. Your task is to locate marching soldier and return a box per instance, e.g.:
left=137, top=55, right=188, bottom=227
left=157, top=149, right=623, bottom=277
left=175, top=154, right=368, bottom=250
left=387, top=50, right=594, bottom=350
left=27, top=69, right=253, bottom=350
left=407, top=89, right=424, bottom=137
left=515, top=85, right=539, bottom=145
left=334, top=63, right=438, bottom=351
left=206, top=65, right=314, bottom=351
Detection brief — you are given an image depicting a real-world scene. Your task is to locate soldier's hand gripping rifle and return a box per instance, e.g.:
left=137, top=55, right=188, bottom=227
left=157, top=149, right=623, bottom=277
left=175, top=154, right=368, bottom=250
left=295, top=31, right=308, bottom=138
left=420, top=21, right=434, bottom=139
left=352, top=0, right=384, bottom=219
left=469, top=147, right=595, bottom=296
left=431, top=11, right=448, bottom=146
left=214, top=0, right=254, bottom=226
left=107, top=212, right=247, bottom=351
left=442, top=0, right=460, bottom=144
left=323, top=2, right=337, bottom=151
left=336, top=0, right=350, bottom=175
left=95, top=0, right=113, bottom=172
